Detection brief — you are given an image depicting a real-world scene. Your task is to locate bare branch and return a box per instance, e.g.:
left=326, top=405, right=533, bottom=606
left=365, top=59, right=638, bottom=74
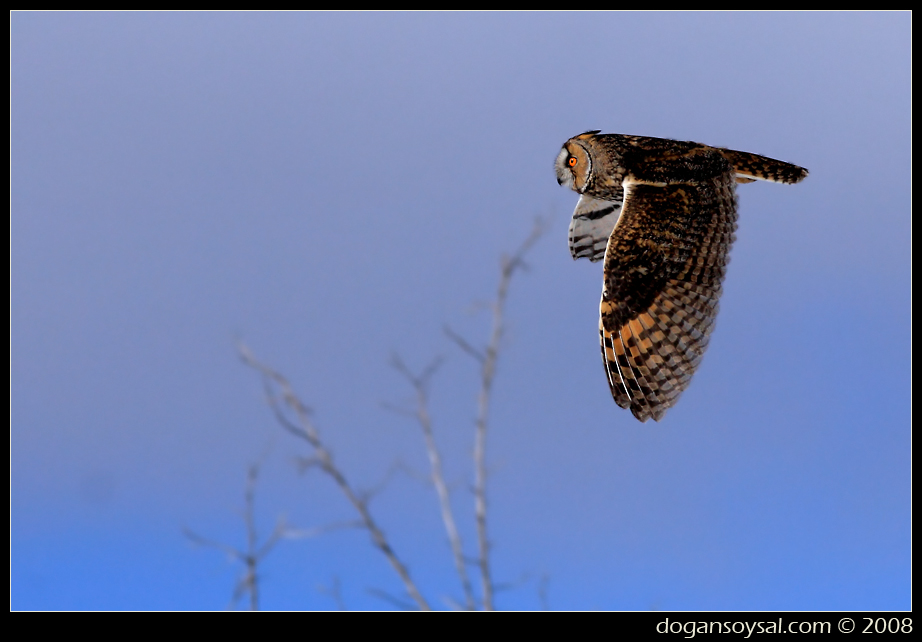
left=441, top=595, right=467, bottom=611
left=468, top=216, right=548, bottom=611
left=278, top=519, right=363, bottom=542
left=366, top=587, right=418, bottom=611
left=317, top=576, right=347, bottom=611
left=183, top=460, right=274, bottom=611
left=242, top=462, right=261, bottom=611
left=356, top=460, right=405, bottom=506
left=183, top=527, right=246, bottom=562
left=379, top=400, right=417, bottom=418
left=231, top=572, right=256, bottom=611
left=238, top=343, right=432, bottom=611
left=230, top=216, right=547, bottom=611
left=387, top=459, right=431, bottom=487
left=417, top=356, right=445, bottom=388
left=538, top=573, right=550, bottom=612
left=293, top=455, right=323, bottom=474
left=390, top=354, right=445, bottom=392
left=493, top=570, right=533, bottom=594
left=443, top=326, right=487, bottom=364
left=391, top=354, right=477, bottom=611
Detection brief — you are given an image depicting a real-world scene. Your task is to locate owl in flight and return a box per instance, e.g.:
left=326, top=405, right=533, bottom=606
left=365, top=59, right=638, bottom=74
left=555, top=131, right=807, bottom=422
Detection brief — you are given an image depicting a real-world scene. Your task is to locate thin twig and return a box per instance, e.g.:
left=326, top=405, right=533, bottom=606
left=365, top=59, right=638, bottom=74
left=183, top=459, right=286, bottom=611
left=391, top=354, right=477, bottom=611
left=182, top=528, right=244, bottom=562
left=242, top=463, right=261, bottom=610
left=357, top=460, right=407, bottom=506
left=462, top=217, right=547, bottom=611
left=538, top=573, right=550, bottom=611
left=366, top=587, right=418, bottom=611
left=277, top=519, right=364, bottom=544
left=318, top=576, right=347, bottom=611
left=237, top=344, right=432, bottom=611
left=444, top=326, right=486, bottom=364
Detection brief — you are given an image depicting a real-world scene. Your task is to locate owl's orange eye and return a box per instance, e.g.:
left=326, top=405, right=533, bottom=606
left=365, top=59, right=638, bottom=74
left=568, top=156, right=578, bottom=167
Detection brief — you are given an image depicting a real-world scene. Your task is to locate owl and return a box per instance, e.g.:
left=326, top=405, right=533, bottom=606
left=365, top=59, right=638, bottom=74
left=556, top=131, right=807, bottom=422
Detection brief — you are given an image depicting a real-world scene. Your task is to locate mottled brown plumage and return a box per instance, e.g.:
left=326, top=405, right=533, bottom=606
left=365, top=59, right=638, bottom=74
left=556, top=131, right=807, bottom=422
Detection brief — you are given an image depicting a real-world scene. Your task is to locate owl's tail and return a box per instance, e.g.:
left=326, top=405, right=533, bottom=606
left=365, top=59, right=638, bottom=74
left=718, top=148, right=809, bottom=185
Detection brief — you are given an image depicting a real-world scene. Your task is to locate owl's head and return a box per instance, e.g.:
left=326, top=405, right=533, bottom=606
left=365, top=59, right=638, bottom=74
left=555, top=130, right=601, bottom=193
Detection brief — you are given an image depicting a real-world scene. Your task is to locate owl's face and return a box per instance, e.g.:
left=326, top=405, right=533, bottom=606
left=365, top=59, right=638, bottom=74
left=555, top=140, right=593, bottom=193
left=556, top=131, right=629, bottom=203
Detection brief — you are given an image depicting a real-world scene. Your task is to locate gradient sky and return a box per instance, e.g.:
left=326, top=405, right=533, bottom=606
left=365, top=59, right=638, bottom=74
left=11, top=12, right=910, bottom=611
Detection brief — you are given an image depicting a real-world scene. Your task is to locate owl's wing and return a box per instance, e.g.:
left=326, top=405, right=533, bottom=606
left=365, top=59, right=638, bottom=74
left=568, top=194, right=622, bottom=262
left=599, top=174, right=737, bottom=421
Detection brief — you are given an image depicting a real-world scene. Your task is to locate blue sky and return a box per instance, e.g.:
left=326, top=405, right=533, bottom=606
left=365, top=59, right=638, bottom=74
left=11, top=12, right=910, bottom=610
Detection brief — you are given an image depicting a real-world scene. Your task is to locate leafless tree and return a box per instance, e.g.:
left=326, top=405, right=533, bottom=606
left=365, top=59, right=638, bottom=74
left=204, top=218, right=547, bottom=610
left=443, top=218, right=547, bottom=610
